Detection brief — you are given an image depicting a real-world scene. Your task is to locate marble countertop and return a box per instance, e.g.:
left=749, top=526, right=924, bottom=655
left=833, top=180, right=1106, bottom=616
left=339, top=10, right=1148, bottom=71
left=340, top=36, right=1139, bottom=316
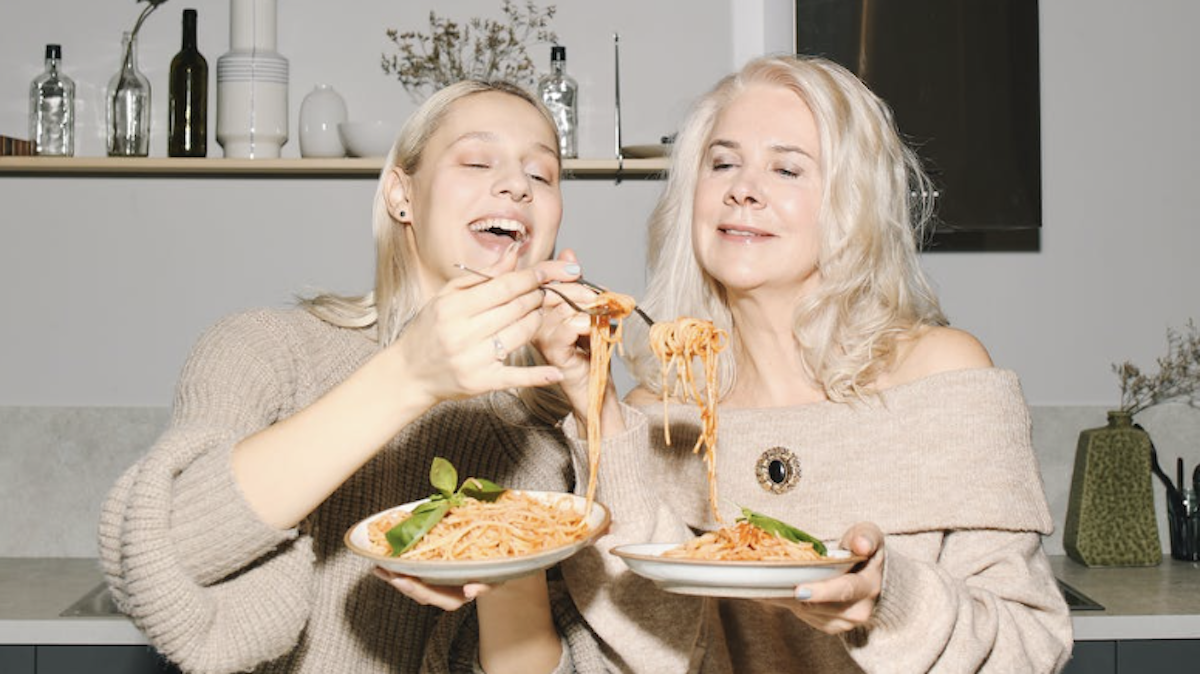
left=1050, top=555, right=1200, bottom=640
left=3, top=556, right=1198, bottom=645
left=0, top=557, right=146, bottom=645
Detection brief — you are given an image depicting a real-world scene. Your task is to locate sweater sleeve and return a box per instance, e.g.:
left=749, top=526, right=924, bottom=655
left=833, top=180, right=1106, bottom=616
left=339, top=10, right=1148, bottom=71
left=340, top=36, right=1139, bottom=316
left=97, top=312, right=318, bottom=674
left=559, top=405, right=726, bottom=674
left=843, top=529, right=1073, bottom=673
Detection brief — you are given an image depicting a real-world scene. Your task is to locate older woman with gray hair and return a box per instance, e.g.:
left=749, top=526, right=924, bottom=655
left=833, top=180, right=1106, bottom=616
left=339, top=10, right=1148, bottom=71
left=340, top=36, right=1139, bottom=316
left=538, top=55, right=1073, bottom=673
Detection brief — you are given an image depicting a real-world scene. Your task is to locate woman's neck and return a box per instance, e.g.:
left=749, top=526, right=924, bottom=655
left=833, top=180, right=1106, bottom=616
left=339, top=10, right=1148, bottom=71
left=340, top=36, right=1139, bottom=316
left=724, top=294, right=826, bottom=409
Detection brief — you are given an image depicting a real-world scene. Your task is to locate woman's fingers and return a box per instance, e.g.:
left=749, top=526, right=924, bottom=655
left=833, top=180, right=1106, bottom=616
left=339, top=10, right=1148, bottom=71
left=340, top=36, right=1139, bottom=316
left=372, top=568, right=494, bottom=611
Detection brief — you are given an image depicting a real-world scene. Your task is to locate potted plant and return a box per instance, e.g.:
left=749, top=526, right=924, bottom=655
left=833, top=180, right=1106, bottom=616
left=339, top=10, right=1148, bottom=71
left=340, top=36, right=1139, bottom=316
left=1064, top=321, right=1200, bottom=567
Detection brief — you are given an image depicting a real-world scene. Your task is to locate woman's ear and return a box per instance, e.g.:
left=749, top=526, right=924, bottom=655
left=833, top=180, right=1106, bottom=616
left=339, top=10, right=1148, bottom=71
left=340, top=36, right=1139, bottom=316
left=384, top=167, right=413, bottom=225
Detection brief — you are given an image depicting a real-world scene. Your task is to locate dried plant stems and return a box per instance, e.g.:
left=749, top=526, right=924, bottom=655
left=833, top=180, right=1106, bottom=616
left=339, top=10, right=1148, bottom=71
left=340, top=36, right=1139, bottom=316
left=1113, top=320, right=1200, bottom=415
left=381, top=0, right=557, bottom=101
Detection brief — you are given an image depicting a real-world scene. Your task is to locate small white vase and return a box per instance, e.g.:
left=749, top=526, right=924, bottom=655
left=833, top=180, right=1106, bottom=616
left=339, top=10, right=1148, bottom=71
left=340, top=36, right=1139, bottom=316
left=299, top=85, right=347, bottom=158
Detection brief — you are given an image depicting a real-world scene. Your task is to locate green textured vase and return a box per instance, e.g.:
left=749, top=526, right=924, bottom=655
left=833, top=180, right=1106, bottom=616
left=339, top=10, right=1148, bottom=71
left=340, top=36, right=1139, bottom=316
left=1063, top=411, right=1162, bottom=567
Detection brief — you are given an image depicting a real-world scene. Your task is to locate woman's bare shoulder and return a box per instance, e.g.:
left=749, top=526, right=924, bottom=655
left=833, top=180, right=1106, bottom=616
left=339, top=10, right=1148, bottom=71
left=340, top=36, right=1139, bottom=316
left=885, top=326, right=994, bottom=387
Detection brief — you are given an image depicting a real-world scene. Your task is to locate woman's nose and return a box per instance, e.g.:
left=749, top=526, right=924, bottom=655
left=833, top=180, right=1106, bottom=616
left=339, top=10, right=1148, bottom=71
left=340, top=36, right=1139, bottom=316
left=494, top=165, right=532, bottom=202
left=724, top=172, right=763, bottom=207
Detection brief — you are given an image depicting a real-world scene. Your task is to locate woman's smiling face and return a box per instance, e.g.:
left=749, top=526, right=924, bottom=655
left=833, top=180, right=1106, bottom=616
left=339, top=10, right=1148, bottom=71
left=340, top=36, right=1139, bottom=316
left=691, top=83, right=826, bottom=300
left=394, top=91, right=563, bottom=292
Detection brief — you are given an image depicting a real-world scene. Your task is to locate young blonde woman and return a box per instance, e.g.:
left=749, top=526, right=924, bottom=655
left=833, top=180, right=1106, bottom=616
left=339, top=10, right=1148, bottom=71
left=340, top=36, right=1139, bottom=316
left=99, top=81, right=606, bottom=674
left=537, top=56, right=1073, bottom=672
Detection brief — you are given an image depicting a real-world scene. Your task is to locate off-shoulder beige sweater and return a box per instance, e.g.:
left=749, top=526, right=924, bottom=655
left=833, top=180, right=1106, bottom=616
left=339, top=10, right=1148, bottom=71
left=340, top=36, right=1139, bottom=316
left=561, top=369, right=1073, bottom=673
left=97, top=309, right=606, bottom=674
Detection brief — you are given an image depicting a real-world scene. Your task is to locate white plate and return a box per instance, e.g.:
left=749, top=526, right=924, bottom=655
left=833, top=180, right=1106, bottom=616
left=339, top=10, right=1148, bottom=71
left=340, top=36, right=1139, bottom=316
left=345, top=491, right=610, bottom=585
left=611, top=543, right=865, bottom=598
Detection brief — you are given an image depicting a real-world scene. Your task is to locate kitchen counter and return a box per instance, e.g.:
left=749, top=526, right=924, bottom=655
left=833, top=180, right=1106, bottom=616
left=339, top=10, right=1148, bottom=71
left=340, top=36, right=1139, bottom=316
left=2, top=556, right=1198, bottom=646
left=1050, top=555, right=1200, bottom=641
left=0, top=558, right=145, bottom=645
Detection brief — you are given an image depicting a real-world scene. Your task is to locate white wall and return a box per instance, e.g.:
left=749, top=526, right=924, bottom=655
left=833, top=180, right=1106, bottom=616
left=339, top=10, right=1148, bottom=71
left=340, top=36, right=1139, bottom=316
left=1, top=0, right=1198, bottom=409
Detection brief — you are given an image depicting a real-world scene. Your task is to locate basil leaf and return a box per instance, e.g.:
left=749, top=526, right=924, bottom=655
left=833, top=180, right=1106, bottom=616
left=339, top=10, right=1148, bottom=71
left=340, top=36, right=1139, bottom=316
left=737, top=505, right=828, bottom=556
left=430, top=456, right=458, bottom=498
left=460, top=477, right=506, bottom=502
left=385, top=500, right=450, bottom=556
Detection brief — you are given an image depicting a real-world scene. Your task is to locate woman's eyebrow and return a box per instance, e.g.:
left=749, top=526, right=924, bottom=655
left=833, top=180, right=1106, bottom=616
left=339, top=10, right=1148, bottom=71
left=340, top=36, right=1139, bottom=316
left=708, top=139, right=814, bottom=160
left=769, top=143, right=815, bottom=160
left=449, top=131, right=497, bottom=147
left=449, top=132, right=558, bottom=161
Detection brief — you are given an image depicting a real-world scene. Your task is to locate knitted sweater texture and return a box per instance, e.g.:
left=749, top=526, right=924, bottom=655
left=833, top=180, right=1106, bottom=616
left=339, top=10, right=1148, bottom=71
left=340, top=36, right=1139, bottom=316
left=561, top=369, right=1074, bottom=673
left=97, top=309, right=604, bottom=674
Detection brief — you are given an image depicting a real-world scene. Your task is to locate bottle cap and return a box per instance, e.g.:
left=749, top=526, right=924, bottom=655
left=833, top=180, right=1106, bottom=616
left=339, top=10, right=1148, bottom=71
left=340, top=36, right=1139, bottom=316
left=551, top=45, right=566, bottom=62
left=45, top=44, right=62, bottom=60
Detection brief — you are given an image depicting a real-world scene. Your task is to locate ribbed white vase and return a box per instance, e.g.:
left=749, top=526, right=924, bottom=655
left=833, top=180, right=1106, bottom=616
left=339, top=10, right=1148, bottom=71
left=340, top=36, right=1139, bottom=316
left=216, top=0, right=289, bottom=158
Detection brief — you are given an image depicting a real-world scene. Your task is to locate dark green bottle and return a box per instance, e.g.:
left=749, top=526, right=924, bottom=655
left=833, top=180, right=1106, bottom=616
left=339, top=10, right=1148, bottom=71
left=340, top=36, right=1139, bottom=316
left=168, top=8, right=207, bottom=157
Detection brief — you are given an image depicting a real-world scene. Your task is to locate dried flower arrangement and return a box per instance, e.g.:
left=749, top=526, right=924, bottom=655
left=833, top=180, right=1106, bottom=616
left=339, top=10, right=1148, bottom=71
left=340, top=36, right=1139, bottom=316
left=1113, top=320, right=1200, bottom=415
left=381, top=0, right=557, bottom=102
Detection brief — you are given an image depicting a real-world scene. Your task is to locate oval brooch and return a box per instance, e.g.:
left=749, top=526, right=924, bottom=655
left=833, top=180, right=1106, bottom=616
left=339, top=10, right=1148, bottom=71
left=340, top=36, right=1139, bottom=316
left=755, top=446, right=801, bottom=494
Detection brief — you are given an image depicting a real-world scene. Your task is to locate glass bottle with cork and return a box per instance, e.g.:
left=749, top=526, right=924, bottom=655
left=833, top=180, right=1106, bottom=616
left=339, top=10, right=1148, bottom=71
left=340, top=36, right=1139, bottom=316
left=29, top=44, right=76, bottom=156
left=169, top=8, right=208, bottom=157
left=537, top=45, right=578, bottom=159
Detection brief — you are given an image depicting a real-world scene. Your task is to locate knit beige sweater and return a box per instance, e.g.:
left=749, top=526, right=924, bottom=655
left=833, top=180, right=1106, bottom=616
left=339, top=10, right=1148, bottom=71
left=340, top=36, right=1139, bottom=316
left=97, top=309, right=607, bottom=674
left=561, top=369, right=1074, bottom=673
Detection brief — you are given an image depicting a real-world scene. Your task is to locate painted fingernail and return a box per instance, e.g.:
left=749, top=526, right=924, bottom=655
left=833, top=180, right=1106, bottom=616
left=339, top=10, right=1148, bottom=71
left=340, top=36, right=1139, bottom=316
left=563, top=263, right=581, bottom=276
left=795, top=587, right=812, bottom=600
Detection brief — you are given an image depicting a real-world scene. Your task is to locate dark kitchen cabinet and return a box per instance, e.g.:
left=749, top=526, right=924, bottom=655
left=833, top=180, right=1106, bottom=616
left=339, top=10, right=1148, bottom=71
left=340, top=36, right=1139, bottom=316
left=0, top=645, right=35, bottom=674
left=0, top=645, right=180, bottom=674
left=1063, top=640, right=1200, bottom=674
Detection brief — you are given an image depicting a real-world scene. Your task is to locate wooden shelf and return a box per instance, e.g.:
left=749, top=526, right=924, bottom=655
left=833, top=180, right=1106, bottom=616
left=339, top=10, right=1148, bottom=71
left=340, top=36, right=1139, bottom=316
left=0, top=156, right=669, bottom=179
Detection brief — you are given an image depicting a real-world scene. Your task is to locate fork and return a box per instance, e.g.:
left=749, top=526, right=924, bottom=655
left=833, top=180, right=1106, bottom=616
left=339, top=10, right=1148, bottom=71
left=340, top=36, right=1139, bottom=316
left=455, top=264, right=655, bottom=325
left=573, top=277, right=656, bottom=326
left=455, top=265, right=607, bottom=317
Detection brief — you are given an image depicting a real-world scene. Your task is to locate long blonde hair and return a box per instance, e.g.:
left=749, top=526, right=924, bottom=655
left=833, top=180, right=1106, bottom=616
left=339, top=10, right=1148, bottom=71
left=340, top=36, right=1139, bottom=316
left=624, top=55, right=946, bottom=402
left=301, top=80, right=571, bottom=423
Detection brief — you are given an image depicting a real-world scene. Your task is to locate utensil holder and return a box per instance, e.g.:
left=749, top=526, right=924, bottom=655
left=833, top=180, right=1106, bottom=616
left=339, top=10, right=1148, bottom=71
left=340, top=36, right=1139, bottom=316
left=1166, top=494, right=1200, bottom=561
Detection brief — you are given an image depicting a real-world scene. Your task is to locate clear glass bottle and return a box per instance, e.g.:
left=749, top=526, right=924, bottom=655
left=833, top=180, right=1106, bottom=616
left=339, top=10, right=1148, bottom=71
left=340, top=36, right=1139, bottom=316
left=169, top=9, right=209, bottom=157
left=107, top=32, right=151, bottom=157
left=28, top=44, right=75, bottom=156
left=537, top=45, right=578, bottom=159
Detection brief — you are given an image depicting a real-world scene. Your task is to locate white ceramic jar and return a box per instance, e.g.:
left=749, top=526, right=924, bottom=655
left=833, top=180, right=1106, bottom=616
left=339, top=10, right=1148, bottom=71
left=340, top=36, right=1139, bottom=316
left=299, top=85, right=347, bottom=158
left=216, top=0, right=289, bottom=159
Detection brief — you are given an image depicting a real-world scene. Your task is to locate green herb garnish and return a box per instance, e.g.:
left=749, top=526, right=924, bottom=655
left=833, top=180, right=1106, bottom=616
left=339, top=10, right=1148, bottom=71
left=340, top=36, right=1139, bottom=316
left=384, top=457, right=506, bottom=556
left=736, top=505, right=828, bottom=556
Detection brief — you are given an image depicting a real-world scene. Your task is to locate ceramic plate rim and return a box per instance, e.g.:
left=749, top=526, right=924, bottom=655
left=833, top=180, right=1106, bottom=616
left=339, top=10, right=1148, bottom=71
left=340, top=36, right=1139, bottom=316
left=344, top=490, right=610, bottom=584
left=611, top=542, right=866, bottom=598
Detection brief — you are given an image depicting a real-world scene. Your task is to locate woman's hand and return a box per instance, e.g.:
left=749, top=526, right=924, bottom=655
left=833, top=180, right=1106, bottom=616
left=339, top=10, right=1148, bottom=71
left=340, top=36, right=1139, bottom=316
left=764, top=522, right=886, bottom=634
left=390, top=243, right=581, bottom=406
left=372, top=567, right=493, bottom=611
left=530, top=249, right=625, bottom=437
left=533, top=250, right=597, bottom=406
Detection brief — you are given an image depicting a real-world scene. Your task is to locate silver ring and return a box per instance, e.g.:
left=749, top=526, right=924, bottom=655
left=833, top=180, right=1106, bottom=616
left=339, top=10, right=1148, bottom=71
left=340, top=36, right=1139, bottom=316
left=492, top=335, right=507, bottom=362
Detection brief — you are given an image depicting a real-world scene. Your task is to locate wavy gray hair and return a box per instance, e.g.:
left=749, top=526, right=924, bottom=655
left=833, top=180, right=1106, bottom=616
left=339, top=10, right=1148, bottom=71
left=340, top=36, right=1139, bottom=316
left=623, top=55, right=946, bottom=401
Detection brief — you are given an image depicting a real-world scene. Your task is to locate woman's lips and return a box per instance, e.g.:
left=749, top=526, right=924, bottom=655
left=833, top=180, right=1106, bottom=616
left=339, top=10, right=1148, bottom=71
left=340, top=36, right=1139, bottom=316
left=469, top=217, right=528, bottom=242
left=717, top=224, right=774, bottom=240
